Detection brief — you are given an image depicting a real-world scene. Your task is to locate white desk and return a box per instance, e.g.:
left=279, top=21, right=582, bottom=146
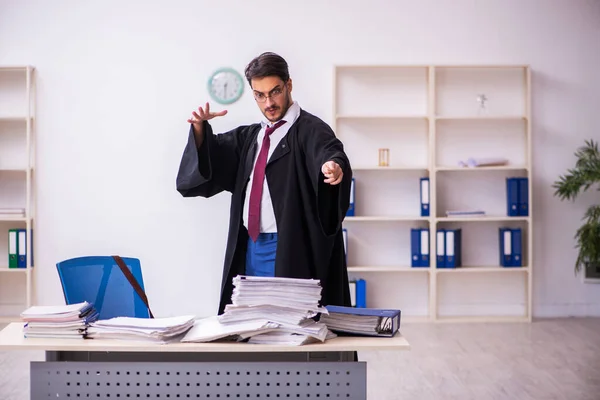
left=0, top=322, right=410, bottom=399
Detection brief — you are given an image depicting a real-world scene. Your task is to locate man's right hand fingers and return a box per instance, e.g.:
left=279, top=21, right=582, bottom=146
left=199, top=107, right=207, bottom=120
left=190, top=103, right=227, bottom=124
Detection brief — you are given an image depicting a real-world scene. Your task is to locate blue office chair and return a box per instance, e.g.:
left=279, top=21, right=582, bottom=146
left=56, top=256, right=152, bottom=320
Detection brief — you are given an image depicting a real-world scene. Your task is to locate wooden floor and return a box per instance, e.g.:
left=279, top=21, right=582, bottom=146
left=1, top=318, right=599, bottom=399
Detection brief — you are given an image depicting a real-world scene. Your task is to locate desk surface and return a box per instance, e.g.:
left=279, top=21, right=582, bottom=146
left=0, top=323, right=410, bottom=353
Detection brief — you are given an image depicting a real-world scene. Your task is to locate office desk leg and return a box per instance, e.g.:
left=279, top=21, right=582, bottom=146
left=32, top=359, right=367, bottom=399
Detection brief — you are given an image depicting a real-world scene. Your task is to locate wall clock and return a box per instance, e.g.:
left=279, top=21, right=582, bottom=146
left=207, top=67, right=244, bottom=105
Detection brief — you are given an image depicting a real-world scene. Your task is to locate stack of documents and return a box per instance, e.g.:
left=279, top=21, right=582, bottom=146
left=319, top=305, right=401, bottom=337
left=20, top=302, right=99, bottom=339
left=87, top=315, right=195, bottom=343
left=0, top=207, right=25, bottom=216
left=182, top=276, right=334, bottom=345
left=458, top=157, right=509, bottom=168
left=445, top=209, right=486, bottom=217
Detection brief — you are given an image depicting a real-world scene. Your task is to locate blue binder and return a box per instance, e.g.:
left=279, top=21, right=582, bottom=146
left=346, top=178, right=355, bottom=216
left=436, top=229, right=446, bottom=268
left=411, top=228, right=429, bottom=267
left=420, top=228, right=430, bottom=267
left=411, top=228, right=421, bottom=267
left=518, top=177, right=529, bottom=216
left=17, top=229, right=27, bottom=268
left=348, top=280, right=356, bottom=307
left=323, top=305, right=401, bottom=337
left=511, top=228, right=523, bottom=267
left=420, top=177, right=430, bottom=217
left=355, top=279, right=366, bottom=308
left=506, top=178, right=519, bottom=217
left=444, top=229, right=462, bottom=268
left=498, top=228, right=514, bottom=267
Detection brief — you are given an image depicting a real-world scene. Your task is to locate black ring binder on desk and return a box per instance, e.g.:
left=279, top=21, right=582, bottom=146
left=319, top=305, right=401, bottom=337
left=377, top=315, right=394, bottom=335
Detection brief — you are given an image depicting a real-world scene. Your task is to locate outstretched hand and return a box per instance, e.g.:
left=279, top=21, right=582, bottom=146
left=321, top=161, right=343, bottom=185
left=187, top=102, right=228, bottom=125
left=187, top=102, right=228, bottom=148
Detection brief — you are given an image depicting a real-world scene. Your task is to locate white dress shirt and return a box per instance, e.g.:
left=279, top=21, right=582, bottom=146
left=243, top=101, right=301, bottom=233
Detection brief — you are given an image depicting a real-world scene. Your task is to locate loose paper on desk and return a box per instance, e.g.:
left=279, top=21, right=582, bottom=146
left=181, top=316, right=278, bottom=343
left=87, top=315, right=195, bottom=343
left=245, top=329, right=337, bottom=346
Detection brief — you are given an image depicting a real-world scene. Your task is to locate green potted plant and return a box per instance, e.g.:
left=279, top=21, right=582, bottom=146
left=552, top=139, right=600, bottom=277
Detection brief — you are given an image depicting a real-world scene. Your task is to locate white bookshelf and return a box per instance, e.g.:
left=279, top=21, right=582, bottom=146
left=0, top=66, right=36, bottom=322
left=335, top=64, right=532, bottom=322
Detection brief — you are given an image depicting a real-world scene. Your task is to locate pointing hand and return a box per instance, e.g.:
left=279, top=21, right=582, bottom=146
left=321, top=161, right=343, bottom=185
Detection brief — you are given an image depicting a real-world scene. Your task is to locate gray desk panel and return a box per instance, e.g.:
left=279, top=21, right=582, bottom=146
left=31, top=361, right=366, bottom=399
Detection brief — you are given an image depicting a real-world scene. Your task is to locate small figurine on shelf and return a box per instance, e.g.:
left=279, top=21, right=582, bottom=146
left=476, top=93, right=488, bottom=115
left=378, top=148, right=390, bottom=167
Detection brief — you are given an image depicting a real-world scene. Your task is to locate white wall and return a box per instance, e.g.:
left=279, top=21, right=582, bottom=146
left=0, top=0, right=598, bottom=318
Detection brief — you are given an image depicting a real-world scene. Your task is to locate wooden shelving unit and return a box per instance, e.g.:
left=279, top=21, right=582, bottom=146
left=0, top=66, right=36, bottom=322
left=334, top=64, right=532, bottom=322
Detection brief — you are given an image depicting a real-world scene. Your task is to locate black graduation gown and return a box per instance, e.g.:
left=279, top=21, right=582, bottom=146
left=176, top=109, right=353, bottom=315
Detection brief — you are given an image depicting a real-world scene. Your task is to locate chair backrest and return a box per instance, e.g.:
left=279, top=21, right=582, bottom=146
left=56, top=256, right=151, bottom=320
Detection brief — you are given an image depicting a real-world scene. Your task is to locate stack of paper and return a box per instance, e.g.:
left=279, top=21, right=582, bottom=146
left=182, top=276, right=334, bottom=345
left=0, top=207, right=25, bottom=214
left=87, top=315, right=195, bottom=343
left=21, top=302, right=99, bottom=339
left=457, top=157, right=509, bottom=168
left=445, top=209, right=486, bottom=217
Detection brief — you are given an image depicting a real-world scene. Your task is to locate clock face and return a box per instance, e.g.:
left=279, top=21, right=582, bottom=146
left=207, top=67, right=244, bottom=105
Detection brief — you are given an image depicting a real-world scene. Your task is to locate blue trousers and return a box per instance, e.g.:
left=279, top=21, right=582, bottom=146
left=245, top=233, right=277, bottom=277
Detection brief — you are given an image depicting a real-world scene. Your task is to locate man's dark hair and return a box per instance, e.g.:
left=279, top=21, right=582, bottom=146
left=244, top=52, right=290, bottom=86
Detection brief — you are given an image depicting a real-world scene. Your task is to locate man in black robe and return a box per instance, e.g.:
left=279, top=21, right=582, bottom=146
left=176, top=52, right=353, bottom=315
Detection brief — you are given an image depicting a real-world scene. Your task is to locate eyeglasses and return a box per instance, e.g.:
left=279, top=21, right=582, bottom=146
left=253, top=83, right=286, bottom=103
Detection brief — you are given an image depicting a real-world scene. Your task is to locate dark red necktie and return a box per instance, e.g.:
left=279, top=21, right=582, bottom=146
left=247, top=119, right=287, bottom=242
